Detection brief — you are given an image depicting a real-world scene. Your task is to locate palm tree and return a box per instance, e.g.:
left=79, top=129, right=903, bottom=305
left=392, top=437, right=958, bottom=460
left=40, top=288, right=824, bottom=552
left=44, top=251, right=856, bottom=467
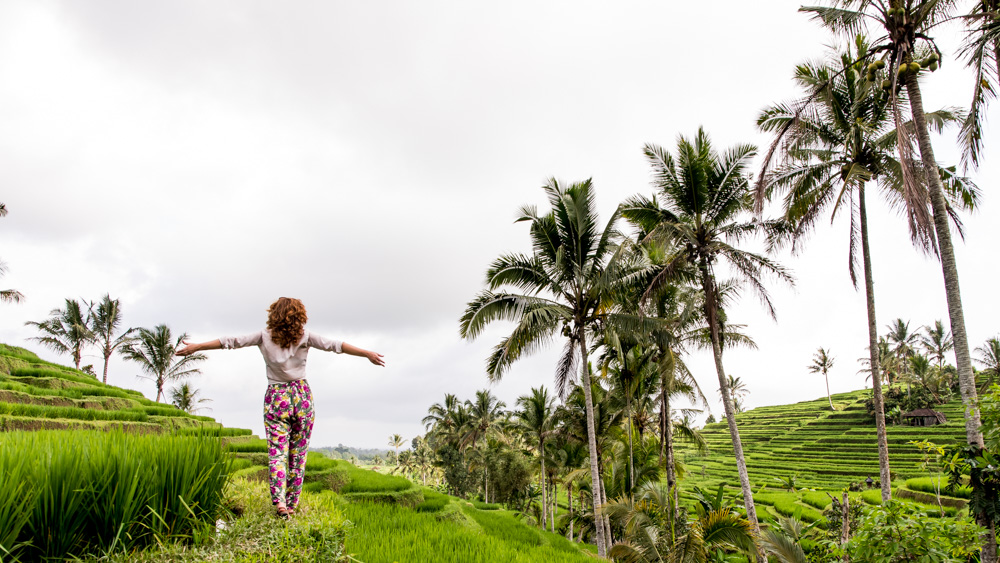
left=921, top=319, right=954, bottom=370
left=87, top=294, right=136, bottom=385
left=886, top=318, right=920, bottom=371
left=0, top=262, right=22, bottom=305
left=515, top=386, right=556, bottom=530
left=975, top=337, right=1000, bottom=392
left=606, top=481, right=757, bottom=563
left=726, top=375, right=750, bottom=414
left=802, top=0, right=985, bottom=470
left=170, top=382, right=212, bottom=414
left=25, top=298, right=93, bottom=370
left=958, top=0, right=1000, bottom=170
left=0, top=204, right=23, bottom=305
left=123, top=325, right=205, bottom=402
left=423, top=393, right=460, bottom=432
left=756, top=37, right=972, bottom=502
left=463, top=389, right=506, bottom=449
left=622, top=129, right=792, bottom=559
left=809, top=348, right=836, bottom=410
left=460, top=179, right=656, bottom=557
left=389, top=434, right=405, bottom=463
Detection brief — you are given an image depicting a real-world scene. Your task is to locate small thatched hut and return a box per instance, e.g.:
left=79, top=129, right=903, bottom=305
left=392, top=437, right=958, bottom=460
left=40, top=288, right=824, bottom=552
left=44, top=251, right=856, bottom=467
left=902, top=408, right=947, bottom=427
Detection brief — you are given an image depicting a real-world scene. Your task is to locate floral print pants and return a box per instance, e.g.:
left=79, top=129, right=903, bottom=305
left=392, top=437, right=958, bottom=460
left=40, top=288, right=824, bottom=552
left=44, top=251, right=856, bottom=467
left=263, top=379, right=315, bottom=509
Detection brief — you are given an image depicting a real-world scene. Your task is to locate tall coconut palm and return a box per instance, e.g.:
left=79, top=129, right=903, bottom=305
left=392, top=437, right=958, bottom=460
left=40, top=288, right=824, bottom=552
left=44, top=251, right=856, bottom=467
left=726, top=375, right=750, bottom=414
left=25, top=298, right=93, bottom=370
left=622, top=129, right=792, bottom=559
left=389, top=433, right=405, bottom=462
left=460, top=179, right=657, bottom=557
left=757, top=36, right=973, bottom=501
left=170, top=382, right=212, bottom=414
left=123, top=325, right=205, bottom=402
left=809, top=348, right=836, bottom=410
left=921, top=319, right=954, bottom=370
left=423, top=393, right=461, bottom=432
left=87, top=294, right=136, bottom=385
left=463, top=389, right=506, bottom=450
left=802, top=0, right=985, bottom=473
left=515, top=386, right=556, bottom=530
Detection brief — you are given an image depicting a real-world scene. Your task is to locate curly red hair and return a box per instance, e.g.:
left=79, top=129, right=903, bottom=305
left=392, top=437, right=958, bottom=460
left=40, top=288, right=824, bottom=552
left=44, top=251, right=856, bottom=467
left=267, top=297, right=308, bottom=349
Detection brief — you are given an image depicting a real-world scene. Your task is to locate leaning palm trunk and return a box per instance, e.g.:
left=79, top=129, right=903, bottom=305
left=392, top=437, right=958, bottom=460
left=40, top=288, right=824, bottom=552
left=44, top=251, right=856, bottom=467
left=903, top=71, right=983, bottom=449
left=701, top=261, right=765, bottom=562
left=578, top=333, right=608, bottom=556
left=859, top=184, right=892, bottom=502
left=904, top=69, right=994, bottom=563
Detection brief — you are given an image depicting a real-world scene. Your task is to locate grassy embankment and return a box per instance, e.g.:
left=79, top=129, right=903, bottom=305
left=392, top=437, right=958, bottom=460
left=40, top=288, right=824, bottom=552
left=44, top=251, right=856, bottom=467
left=0, top=343, right=597, bottom=562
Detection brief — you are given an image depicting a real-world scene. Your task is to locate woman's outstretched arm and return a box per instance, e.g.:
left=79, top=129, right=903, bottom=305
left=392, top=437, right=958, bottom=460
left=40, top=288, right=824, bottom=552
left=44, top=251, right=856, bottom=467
left=341, top=342, right=385, bottom=367
left=176, top=339, right=222, bottom=356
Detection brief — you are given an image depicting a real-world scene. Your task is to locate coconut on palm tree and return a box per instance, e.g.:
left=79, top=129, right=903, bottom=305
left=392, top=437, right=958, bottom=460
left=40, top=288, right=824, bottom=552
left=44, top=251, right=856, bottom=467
left=622, top=129, right=792, bottom=559
left=123, top=325, right=205, bottom=402
left=460, top=179, right=658, bottom=557
left=25, top=298, right=93, bottom=371
left=88, top=294, right=136, bottom=385
left=809, top=347, right=836, bottom=410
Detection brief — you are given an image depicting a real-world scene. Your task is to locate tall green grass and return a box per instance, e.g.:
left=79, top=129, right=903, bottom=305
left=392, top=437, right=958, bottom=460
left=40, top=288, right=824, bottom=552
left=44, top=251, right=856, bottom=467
left=338, top=498, right=593, bottom=562
left=0, top=430, right=231, bottom=561
left=0, top=402, right=149, bottom=422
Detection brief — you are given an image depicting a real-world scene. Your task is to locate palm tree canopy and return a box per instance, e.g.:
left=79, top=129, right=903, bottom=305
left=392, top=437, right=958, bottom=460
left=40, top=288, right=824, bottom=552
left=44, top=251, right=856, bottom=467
left=460, top=178, right=662, bottom=398
left=623, top=128, right=794, bottom=320
left=25, top=299, right=93, bottom=366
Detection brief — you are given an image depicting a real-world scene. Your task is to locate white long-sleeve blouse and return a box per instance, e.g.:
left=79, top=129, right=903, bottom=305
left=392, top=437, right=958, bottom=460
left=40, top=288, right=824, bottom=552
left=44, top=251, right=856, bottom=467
left=219, top=329, right=343, bottom=385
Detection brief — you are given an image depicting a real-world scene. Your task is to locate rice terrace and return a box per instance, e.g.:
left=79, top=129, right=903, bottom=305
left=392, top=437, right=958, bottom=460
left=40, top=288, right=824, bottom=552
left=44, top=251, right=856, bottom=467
left=3, top=0, right=1000, bottom=562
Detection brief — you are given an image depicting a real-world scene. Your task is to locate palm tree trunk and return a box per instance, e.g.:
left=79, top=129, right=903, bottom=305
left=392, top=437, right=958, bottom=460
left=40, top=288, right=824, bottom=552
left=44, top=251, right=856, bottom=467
left=578, top=333, right=608, bottom=557
left=903, top=69, right=993, bottom=563
left=825, top=370, right=834, bottom=410
left=626, top=395, right=635, bottom=494
left=540, top=445, right=547, bottom=529
left=102, top=349, right=111, bottom=385
left=600, top=473, right=612, bottom=545
left=903, top=71, right=983, bottom=449
left=551, top=480, right=557, bottom=533
left=859, top=184, right=892, bottom=502
left=659, top=387, right=667, bottom=468
left=664, top=394, right=680, bottom=515
left=700, top=262, right=765, bottom=562
left=568, top=481, right=574, bottom=541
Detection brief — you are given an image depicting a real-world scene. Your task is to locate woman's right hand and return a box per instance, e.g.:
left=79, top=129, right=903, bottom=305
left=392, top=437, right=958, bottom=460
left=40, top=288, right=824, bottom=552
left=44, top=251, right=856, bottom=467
left=176, top=340, right=198, bottom=356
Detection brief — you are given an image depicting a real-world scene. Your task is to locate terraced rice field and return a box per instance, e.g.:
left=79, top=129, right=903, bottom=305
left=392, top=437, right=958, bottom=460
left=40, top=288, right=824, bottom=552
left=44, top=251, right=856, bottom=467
left=675, top=388, right=973, bottom=521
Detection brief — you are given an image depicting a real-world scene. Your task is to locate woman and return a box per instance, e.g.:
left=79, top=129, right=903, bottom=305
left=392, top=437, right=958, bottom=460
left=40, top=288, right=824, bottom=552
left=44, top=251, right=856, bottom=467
left=176, top=297, right=384, bottom=519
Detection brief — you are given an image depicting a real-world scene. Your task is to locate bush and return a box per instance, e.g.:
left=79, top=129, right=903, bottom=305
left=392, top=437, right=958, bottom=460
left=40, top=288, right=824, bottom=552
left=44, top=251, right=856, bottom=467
left=848, top=500, right=982, bottom=561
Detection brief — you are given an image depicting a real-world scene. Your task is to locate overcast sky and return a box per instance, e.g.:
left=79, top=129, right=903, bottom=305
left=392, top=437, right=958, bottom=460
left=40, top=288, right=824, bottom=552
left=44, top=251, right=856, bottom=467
left=2, top=1, right=998, bottom=450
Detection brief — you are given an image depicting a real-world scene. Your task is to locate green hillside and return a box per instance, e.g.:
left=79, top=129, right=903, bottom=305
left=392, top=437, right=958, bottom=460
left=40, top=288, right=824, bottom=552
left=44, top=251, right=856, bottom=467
left=0, top=343, right=597, bottom=562
left=676, top=387, right=972, bottom=522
